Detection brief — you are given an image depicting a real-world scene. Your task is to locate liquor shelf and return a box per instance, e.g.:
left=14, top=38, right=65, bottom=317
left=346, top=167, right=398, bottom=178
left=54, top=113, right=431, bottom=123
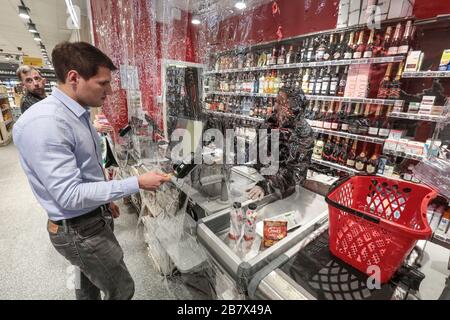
left=383, top=149, right=425, bottom=161
left=402, top=71, right=450, bottom=78
left=206, top=91, right=405, bottom=106
left=204, top=109, right=265, bottom=123
left=388, top=112, right=449, bottom=123
left=312, top=127, right=386, bottom=144
left=204, top=56, right=406, bottom=75
left=311, top=158, right=359, bottom=174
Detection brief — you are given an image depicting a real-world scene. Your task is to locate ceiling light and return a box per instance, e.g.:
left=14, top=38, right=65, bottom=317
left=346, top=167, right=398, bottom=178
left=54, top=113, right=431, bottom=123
left=34, top=33, right=42, bottom=41
left=28, top=23, right=37, bottom=33
left=65, top=0, right=80, bottom=29
left=191, top=17, right=200, bottom=25
left=18, top=5, right=30, bottom=19
left=234, top=1, right=246, bottom=10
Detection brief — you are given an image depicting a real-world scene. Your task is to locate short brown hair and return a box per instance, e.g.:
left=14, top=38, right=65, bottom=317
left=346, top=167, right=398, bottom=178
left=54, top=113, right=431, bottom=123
left=16, top=65, right=41, bottom=81
left=51, top=41, right=117, bottom=83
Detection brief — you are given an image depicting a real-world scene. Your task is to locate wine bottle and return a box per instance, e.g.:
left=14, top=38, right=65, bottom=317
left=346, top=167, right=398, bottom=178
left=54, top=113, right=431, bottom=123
left=388, top=61, right=404, bottom=99
left=331, top=137, right=342, bottom=163
left=398, top=20, right=413, bottom=55
left=315, top=36, right=327, bottom=62
left=322, top=135, right=334, bottom=161
left=348, top=103, right=362, bottom=134
left=380, top=26, right=393, bottom=57
left=314, top=68, right=324, bottom=95
left=353, top=30, right=366, bottom=59
left=278, top=46, right=286, bottom=65
left=346, top=140, right=358, bottom=168
left=344, top=31, right=356, bottom=59
left=301, top=39, right=308, bottom=62
left=338, top=138, right=350, bottom=165
left=337, top=66, right=348, bottom=97
left=387, top=23, right=403, bottom=56
left=316, top=101, right=326, bottom=128
left=378, top=105, right=393, bottom=138
left=368, top=105, right=381, bottom=137
left=323, top=34, right=334, bottom=61
left=358, top=104, right=371, bottom=135
left=331, top=102, right=342, bottom=131
left=312, top=135, right=325, bottom=160
left=340, top=103, right=351, bottom=132
left=329, top=66, right=340, bottom=96
left=333, top=33, right=346, bottom=60
left=321, top=66, right=332, bottom=96
left=366, top=144, right=381, bottom=174
left=311, top=100, right=320, bottom=127
left=295, top=42, right=303, bottom=63
left=286, top=45, right=295, bottom=64
left=302, top=69, right=311, bottom=94
left=308, top=69, right=317, bottom=95
left=307, top=38, right=315, bottom=62
left=363, top=29, right=375, bottom=58
left=355, top=142, right=368, bottom=172
left=323, top=102, right=333, bottom=130
left=377, top=63, right=393, bottom=99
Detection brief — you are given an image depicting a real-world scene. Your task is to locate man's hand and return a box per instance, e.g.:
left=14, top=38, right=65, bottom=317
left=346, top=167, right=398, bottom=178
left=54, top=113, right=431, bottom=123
left=246, top=185, right=265, bottom=200
left=138, top=171, right=172, bottom=191
left=110, top=202, right=120, bottom=219
left=93, top=120, right=114, bottom=133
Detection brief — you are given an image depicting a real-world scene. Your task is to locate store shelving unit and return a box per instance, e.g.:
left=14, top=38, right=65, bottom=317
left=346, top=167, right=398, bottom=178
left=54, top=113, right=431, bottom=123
left=402, top=71, right=450, bottom=78
left=311, top=158, right=359, bottom=174
left=204, top=56, right=406, bottom=75
left=0, top=87, right=14, bottom=146
left=205, top=109, right=264, bottom=123
left=388, top=112, right=449, bottom=123
left=312, top=127, right=386, bottom=144
left=206, top=91, right=405, bottom=106
left=383, top=149, right=425, bottom=161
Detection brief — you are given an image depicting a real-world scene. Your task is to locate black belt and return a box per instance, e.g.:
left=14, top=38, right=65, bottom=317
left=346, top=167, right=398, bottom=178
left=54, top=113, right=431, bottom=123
left=51, top=205, right=109, bottom=226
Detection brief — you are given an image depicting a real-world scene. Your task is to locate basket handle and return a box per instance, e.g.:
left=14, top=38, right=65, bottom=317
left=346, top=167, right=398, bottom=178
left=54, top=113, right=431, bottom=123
left=325, top=195, right=381, bottom=224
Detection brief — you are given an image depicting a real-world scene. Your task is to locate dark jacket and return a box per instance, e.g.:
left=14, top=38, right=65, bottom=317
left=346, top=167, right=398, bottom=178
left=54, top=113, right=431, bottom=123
left=20, top=92, right=45, bottom=114
left=253, top=109, right=315, bottom=199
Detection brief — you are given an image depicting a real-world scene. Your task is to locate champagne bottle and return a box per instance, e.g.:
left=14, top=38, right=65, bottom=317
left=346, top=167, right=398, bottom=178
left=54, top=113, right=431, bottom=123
left=338, top=138, right=350, bottom=165
left=353, top=30, right=366, bottom=59
left=387, top=23, right=403, bottom=56
left=346, top=140, right=358, bottom=168
left=344, top=31, right=356, bottom=59
left=333, top=33, right=346, bottom=60
left=380, top=26, right=393, bottom=57
left=398, top=20, right=413, bottom=55
left=355, top=142, right=368, bottom=172
left=366, top=144, right=381, bottom=174
left=363, top=29, right=375, bottom=58
left=368, top=105, right=381, bottom=137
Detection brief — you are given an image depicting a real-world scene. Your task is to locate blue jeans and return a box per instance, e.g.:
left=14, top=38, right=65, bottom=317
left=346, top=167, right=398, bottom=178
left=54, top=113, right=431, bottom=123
left=48, top=210, right=135, bottom=300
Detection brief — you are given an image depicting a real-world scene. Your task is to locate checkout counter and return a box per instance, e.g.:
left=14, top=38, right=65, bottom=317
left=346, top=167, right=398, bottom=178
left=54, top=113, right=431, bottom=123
left=106, top=134, right=449, bottom=300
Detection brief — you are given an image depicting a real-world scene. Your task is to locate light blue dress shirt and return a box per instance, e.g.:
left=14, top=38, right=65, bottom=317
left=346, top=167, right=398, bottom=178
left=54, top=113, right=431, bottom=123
left=13, top=88, right=139, bottom=221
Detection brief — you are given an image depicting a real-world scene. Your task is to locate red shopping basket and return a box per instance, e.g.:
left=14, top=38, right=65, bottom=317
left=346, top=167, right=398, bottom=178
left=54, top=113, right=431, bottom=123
left=325, top=175, right=437, bottom=283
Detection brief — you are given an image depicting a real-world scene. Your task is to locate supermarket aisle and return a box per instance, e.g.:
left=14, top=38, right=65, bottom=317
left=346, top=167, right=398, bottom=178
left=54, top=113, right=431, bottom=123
left=0, top=143, right=191, bottom=300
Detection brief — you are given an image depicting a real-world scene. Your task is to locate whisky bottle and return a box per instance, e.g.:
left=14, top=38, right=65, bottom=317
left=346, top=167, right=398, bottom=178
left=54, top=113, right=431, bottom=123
left=314, top=68, right=324, bottom=95
left=277, top=46, right=286, bottom=65
left=329, top=66, right=340, bottom=96
left=337, top=66, right=348, bottom=97
left=323, top=102, right=333, bottom=130
left=377, top=63, right=393, bottom=99
left=388, top=61, right=404, bottom=99
left=321, top=66, right=331, bottom=96
left=322, top=136, right=334, bottom=161
left=286, top=45, right=295, bottom=64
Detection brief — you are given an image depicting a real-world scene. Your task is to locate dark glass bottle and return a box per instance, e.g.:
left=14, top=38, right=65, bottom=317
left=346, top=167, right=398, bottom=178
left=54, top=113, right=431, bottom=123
left=355, top=142, right=368, bottom=172
left=322, top=136, right=334, bottom=161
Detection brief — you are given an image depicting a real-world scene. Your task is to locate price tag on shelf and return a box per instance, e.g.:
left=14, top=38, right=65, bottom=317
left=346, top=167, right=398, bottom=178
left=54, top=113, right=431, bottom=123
left=394, top=100, right=404, bottom=107
left=374, top=99, right=383, bottom=104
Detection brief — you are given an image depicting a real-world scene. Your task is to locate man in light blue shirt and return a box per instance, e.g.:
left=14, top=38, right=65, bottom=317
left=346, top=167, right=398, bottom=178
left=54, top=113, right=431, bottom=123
left=13, top=41, right=170, bottom=300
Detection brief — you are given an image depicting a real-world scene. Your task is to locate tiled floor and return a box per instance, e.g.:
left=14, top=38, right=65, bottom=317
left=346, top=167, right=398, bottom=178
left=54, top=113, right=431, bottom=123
left=0, top=143, right=192, bottom=300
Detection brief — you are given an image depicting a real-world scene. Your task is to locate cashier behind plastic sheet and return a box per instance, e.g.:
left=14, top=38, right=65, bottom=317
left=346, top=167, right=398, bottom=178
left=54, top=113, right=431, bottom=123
left=247, top=87, right=315, bottom=200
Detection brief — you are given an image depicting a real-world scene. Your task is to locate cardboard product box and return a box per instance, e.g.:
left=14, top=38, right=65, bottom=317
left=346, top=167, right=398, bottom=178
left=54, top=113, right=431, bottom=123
left=405, top=51, right=424, bottom=72
left=389, top=129, right=406, bottom=140
left=337, top=0, right=350, bottom=28
left=406, top=141, right=425, bottom=156
left=344, top=65, right=360, bottom=96
left=407, top=102, right=421, bottom=114
left=395, top=139, right=409, bottom=153
left=419, top=96, right=436, bottom=114
left=349, top=0, right=363, bottom=26
left=430, top=105, right=444, bottom=116
left=439, top=49, right=450, bottom=71
left=384, top=139, right=398, bottom=152
left=388, top=0, right=414, bottom=19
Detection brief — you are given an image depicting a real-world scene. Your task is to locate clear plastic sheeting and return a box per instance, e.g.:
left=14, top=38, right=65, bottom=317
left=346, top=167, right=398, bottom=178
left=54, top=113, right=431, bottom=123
left=89, top=0, right=450, bottom=300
